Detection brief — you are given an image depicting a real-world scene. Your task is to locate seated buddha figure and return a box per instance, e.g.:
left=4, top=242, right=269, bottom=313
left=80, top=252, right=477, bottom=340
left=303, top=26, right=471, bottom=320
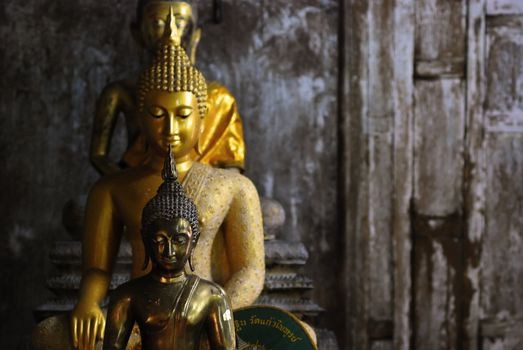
left=91, top=0, right=245, bottom=175
left=103, top=148, right=235, bottom=350
left=68, top=22, right=264, bottom=350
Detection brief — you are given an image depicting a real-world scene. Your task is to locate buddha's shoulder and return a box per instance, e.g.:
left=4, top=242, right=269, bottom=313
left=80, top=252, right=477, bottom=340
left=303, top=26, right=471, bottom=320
left=194, top=163, right=257, bottom=192
left=206, top=81, right=236, bottom=104
left=192, top=275, right=228, bottom=300
left=110, top=275, right=149, bottom=302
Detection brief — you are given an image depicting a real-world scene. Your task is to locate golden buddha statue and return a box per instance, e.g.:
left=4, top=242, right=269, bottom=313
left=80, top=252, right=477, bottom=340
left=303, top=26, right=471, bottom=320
left=90, top=0, right=245, bottom=175
left=103, top=147, right=236, bottom=350
left=69, top=19, right=264, bottom=350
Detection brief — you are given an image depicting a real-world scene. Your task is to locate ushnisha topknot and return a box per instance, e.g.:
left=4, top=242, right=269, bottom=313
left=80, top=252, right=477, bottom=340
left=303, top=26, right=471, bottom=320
left=141, top=145, right=200, bottom=252
left=137, top=7, right=207, bottom=117
left=136, top=0, right=198, bottom=26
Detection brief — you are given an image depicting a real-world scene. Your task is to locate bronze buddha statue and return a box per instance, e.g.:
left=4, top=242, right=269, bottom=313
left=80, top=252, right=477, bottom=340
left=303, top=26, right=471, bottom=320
left=103, top=147, right=236, bottom=350
left=90, top=0, right=245, bottom=175
left=69, top=17, right=264, bottom=350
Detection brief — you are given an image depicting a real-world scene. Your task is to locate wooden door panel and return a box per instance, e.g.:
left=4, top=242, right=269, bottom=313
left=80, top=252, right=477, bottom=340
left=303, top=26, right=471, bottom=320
left=479, top=13, right=523, bottom=348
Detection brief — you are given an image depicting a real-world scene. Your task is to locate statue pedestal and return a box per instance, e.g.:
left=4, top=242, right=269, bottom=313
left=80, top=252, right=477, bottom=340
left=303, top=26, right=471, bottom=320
left=260, top=240, right=322, bottom=316
left=36, top=239, right=321, bottom=319
left=34, top=198, right=338, bottom=349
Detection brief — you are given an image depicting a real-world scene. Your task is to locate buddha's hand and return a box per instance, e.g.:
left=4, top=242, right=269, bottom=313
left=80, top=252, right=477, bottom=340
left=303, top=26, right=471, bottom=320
left=71, top=301, right=106, bottom=350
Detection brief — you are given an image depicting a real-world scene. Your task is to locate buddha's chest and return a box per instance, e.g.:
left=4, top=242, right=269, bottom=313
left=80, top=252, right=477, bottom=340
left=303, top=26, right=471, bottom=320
left=115, top=182, right=159, bottom=232
left=115, top=176, right=233, bottom=234
left=134, top=291, right=207, bottom=345
left=193, top=181, right=233, bottom=233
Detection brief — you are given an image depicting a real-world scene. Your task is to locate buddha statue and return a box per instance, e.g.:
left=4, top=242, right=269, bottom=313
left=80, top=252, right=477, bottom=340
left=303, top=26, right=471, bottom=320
left=90, top=0, right=245, bottom=175
left=103, top=147, right=236, bottom=350
left=31, top=15, right=264, bottom=350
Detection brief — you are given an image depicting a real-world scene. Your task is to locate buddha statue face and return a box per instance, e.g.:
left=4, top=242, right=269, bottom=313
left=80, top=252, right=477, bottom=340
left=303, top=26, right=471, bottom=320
left=140, top=142, right=201, bottom=272
left=137, top=15, right=207, bottom=159
left=141, top=90, right=202, bottom=159
left=148, top=217, right=193, bottom=273
left=136, top=1, right=195, bottom=52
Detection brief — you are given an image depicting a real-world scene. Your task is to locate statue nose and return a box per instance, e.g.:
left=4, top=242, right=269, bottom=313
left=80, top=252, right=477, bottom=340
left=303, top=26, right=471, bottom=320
left=165, top=241, right=175, bottom=257
left=165, top=114, right=179, bottom=136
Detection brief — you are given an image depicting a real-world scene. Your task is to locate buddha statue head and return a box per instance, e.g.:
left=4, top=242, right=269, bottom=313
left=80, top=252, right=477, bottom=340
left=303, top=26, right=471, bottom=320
left=137, top=13, right=208, bottom=160
left=132, top=0, right=201, bottom=63
left=141, top=146, right=200, bottom=273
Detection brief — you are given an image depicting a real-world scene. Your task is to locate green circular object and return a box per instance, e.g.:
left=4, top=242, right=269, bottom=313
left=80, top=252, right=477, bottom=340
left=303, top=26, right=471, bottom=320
left=233, top=306, right=317, bottom=350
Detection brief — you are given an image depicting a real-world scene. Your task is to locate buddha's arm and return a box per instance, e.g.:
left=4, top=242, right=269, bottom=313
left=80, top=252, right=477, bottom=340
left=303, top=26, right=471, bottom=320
left=90, top=82, right=133, bottom=175
left=223, top=177, right=265, bottom=308
left=71, top=180, right=123, bottom=350
left=102, top=287, right=134, bottom=350
left=206, top=287, right=236, bottom=350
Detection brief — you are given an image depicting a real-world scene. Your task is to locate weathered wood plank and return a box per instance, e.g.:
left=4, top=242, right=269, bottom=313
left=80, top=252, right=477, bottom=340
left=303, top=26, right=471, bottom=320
left=413, top=79, right=465, bottom=216
left=485, top=15, right=523, bottom=133
left=479, top=10, right=523, bottom=349
left=487, top=0, right=523, bottom=15
left=480, top=316, right=523, bottom=350
left=482, top=337, right=523, bottom=350
left=463, top=1, right=486, bottom=349
left=487, top=13, right=523, bottom=28
left=413, top=4, right=469, bottom=350
left=344, top=2, right=412, bottom=348
left=367, top=0, right=394, bottom=332
left=486, top=110, right=523, bottom=133
left=480, top=315, right=523, bottom=338
left=368, top=134, right=393, bottom=323
left=341, top=0, right=370, bottom=348
left=415, top=59, right=465, bottom=78
left=412, top=215, right=465, bottom=349
left=481, top=134, right=523, bottom=336
left=368, top=0, right=394, bottom=134
left=415, top=0, right=467, bottom=61
left=391, top=1, right=415, bottom=349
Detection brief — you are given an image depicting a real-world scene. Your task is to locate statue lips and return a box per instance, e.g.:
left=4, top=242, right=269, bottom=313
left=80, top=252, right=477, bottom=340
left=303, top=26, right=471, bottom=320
left=164, top=135, right=181, bottom=145
left=160, top=254, right=178, bottom=264
left=158, top=257, right=181, bottom=271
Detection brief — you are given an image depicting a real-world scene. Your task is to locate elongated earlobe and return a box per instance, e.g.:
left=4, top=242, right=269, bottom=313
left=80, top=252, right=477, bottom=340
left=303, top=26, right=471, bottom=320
left=195, top=122, right=206, bottom=156
left=196, top=138, right=203, bottom=156
left=188, top=253, right=195, bottom=272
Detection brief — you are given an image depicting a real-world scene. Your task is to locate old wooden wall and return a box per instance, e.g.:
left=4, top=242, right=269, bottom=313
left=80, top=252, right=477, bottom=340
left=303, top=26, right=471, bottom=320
left=341, top=0, right=523, bottom=349
left=342, top=1, right=413, bottom=348
left=480, top=2, right=523, bottom=349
